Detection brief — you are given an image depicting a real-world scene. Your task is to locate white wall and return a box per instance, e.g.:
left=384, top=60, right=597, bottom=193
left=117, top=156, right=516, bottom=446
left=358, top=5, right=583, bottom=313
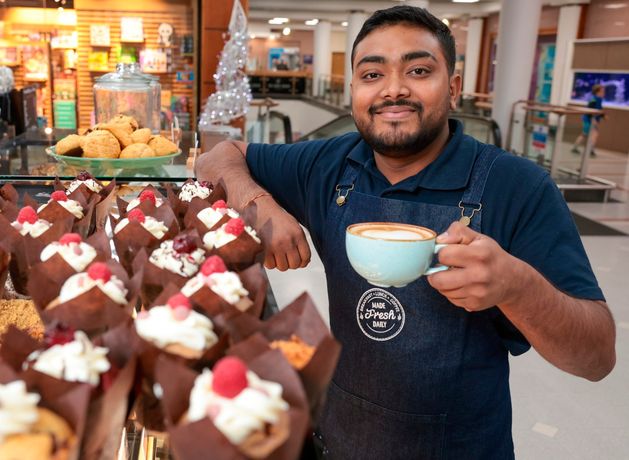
left=331, top=31, right=347, bottom=53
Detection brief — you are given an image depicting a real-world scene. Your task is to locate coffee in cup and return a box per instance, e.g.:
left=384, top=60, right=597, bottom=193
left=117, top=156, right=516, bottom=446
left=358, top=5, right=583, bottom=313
left=346, top=222, right=448, bottom=288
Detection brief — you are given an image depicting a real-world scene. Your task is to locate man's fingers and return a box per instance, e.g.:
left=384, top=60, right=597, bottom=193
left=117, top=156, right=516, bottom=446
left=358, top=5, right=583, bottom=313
left=437, top=221, right=482, bottom=245
left=264, top=252, right=276, bottom=270
left=286, top=249, right=303, bottom=270
left=297, top=238, right=312, bottom=268
left=274, top=252, right=289, bottom=272
left=427, top=268, right=467, bottom=292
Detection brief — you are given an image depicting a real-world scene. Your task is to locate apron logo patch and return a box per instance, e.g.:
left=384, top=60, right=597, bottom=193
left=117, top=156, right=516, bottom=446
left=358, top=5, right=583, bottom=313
left=356, top=288, right=405, bottom=341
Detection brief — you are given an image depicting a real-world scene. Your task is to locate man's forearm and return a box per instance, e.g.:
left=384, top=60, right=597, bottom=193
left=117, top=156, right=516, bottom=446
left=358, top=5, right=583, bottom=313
left=195, top=140, right=266, bottom=210
left=501, top=259, right=616, bottom=381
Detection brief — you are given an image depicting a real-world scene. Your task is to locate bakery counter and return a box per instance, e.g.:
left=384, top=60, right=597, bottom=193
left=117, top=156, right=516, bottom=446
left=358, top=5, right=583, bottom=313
left=0, top=128, right=194, bottom=183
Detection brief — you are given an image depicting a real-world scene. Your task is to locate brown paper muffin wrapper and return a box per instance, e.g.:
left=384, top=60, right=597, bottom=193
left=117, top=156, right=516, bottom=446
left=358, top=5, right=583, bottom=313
left=0, top=213, right=74, bottom=295
left=116, top=184, right=173, bottom=219
left=166, top=181, right=227, bottom=228
left=0, top=183, right=19, bottom=204
left=131, top=300, right=230, bottom=431
left=55, top=175, right=115, bottom=204
left=155, top=342, right=309, bottom=460
left=208, top=231, right=263, bottom=272
left=0, top=245, right=9, bottom=299
left=0, top=361, right=91, bottom=460
left=24, top=191, right=99, bottom=239
left=0, top=197, right=18, bottom=221
left=111, top=204, right=179, bottom=276
left=227, top=293, right=341, bottom=420
left=31, top=260, right=141, bottom=337
left=0, top=324, right=136, bottom=460
left=183, top=263, right=267, bottom=321
left=183, top=198, right=233, bottom=236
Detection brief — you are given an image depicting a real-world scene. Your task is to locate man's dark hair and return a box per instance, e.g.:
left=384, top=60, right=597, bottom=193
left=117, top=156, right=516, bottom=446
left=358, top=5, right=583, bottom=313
left=351, top=5, right=456, bottom=75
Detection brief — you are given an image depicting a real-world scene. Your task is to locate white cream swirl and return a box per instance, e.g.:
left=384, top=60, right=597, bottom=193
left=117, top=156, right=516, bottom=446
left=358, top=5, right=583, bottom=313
left=40, top=241, right=97, bottom=272
left=11, top=219, right=52, bottom=237
left=135, top=306, right=218, bottom=352
left=181, top=272, right=249, bottom=307
left=25, top=331, right=110, bottom=386
left=114, top=215, right=168, bottom=239
left=149, top=240, right=205, bottom=277
left=67, top=179, right=102, bottom=193
left=187, top=368, right=289, bottom=444
left=0, top=380, right=41, bottom=442
left=203, top=225, right=261, bottom=250
left=38, top=198, right=84, bottom=219
left=59, top=271, right=128, bottom=304
left=178, top=181, right=211, bottom=202
left=197, top=207, right=239, bottom=230
left=127, top=197, right=165, bottom=211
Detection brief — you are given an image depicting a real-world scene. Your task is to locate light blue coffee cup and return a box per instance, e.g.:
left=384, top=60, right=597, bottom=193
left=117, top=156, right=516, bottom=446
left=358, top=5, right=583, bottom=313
left=346, top=222, right=449, bottom=288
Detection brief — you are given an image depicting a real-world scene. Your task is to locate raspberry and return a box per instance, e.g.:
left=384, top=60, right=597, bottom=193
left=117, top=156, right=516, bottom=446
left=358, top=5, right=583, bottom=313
left=172, top=306, right=191, bottom=321
left=211, top=200, right=227, bottom=210
left=167, top=293, right=191, bottom=310
left=139, top=190, right=157, bottom=205
left=43, top=322, right=75, bottom=348
left=172, top=234, right=197, bottom=254
left=198, top=180, right=212, bottom=190
left=87, top=262, right=111, bottom=283
left=201, top=256, right=227, bottom=276
left=76, top=171, right=93, bottom=181
left=59, top=233, right=82, bottom=245
left=50, top=190, right=68, bottom=202
left=127, top=208, right=146, bottom=224
left=212, top=356, right=248, bottom=398
left=16, top=206, right=38, bottom=224
left=224, top=218, right=245, bottom=236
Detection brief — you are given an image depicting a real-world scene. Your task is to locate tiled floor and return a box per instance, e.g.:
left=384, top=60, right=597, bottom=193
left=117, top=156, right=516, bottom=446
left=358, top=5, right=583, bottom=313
left=265, top=144, right=629, bottom=459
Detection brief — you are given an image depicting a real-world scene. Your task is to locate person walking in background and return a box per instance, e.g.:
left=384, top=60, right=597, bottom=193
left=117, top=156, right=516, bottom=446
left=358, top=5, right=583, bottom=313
left=572, top=84, right=605, bottom=156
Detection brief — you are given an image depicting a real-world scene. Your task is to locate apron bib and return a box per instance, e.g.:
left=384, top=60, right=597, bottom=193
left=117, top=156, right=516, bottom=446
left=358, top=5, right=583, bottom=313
left=317, top=143, right=515, bottom=460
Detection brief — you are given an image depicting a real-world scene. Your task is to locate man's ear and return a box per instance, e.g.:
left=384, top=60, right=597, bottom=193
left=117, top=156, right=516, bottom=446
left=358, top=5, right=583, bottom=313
left=449, top=73, right=462, bottom=110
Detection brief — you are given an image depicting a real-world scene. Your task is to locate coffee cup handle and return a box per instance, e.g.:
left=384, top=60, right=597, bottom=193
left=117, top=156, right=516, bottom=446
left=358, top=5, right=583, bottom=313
left=425, top=243, right=449, bottom=276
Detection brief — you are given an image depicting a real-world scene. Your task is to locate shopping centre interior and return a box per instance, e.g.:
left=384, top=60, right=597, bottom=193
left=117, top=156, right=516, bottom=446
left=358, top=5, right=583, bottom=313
left=0, top=0, right=627, bottom=458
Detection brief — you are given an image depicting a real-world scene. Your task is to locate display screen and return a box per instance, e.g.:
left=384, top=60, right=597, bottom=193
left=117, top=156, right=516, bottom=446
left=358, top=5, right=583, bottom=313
left=571, top=71, right=629, bottom=108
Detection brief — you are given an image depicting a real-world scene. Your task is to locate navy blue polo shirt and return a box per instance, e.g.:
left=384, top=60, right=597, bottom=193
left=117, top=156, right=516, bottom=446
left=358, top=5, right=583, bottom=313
left=247, top=119, right=604, bottom=307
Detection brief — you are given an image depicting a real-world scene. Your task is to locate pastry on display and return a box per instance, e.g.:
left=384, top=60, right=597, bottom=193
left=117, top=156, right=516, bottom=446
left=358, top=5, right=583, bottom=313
left=10, top=206, right=52, bottom=238
left=183, top=198, right=240, bottom=236
left=98, top=122, right=133, bottom=148
left=167, top=180, right=226, bottom=227
left=55, top=134, right=83, bottom=157
left=140, top=233, right=206, bottom=304
left=181, top=255, right=253, bottom=315
left=40, top=233, right=97, bottom=272
left=80, top=130, right=121, bottom=159
left=182, top=356, right=290, bottom=457
left=203, top=217, right=263, bottom=270
left=119, top=143, right=155, bottom=158
left=114, top=209, right=169, bottom=240
left=29, top=190, right=98, bottom=238
left=147, top=135, right=178, bottom=157
left=135, top=293, right=218, bottom=359
left=178, top=180, right=213, bottom=203
left=37, top=191, right=85, bottom=220
left=131, top=128, right=151, bottom=144
left=125, top=189, right=165, bottom=212
left=0, top=380, right=76, bottom=460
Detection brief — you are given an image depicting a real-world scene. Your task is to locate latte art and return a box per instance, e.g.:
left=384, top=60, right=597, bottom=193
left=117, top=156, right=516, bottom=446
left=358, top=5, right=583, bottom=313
left=349, top=223, right=433, bottom=241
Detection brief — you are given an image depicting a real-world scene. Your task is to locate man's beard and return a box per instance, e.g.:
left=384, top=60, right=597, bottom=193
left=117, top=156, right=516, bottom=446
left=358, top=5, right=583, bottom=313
left=354, top=99, right=449, bottom=158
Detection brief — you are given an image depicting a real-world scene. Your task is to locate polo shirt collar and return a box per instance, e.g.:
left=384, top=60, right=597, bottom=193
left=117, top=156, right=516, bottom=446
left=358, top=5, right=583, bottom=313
left=347, top=119, right=476, bottom=191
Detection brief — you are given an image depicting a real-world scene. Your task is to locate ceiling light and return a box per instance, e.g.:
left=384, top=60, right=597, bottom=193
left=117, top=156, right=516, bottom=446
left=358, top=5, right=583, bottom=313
left=268, top=17, right=289, bottom=25
left=341, top=21, right=348, bottom=27
left=305, top=19, right=319, bottom=26
left=442, top=18, right=450, bottom=26
left=282, top=27, right=291, bottom=36
left=603, top=3, right=627, bottom=9
left=452, top=0, right=479, bottom=3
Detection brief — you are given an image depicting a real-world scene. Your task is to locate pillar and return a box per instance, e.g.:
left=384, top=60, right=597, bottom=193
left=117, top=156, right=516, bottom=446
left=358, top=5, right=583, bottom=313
left=491, top=0, right=543, bottom=139
left=463, top=18, right=484, bottom=96
left=550, top=5, right=582, bottom=106
left=343, top=10, right=367, bottom=107
left=313, top=20, right=332, bottom=97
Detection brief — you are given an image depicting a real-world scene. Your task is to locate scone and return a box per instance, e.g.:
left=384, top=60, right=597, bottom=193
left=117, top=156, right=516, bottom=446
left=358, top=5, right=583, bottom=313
left=98, top=123, right=133, bottom=148
left=131, top=128, right=152, bottom=144
left=55, top=134, right=83, bottom=157
left=120, top=143, right=155, bottom=158
left=80, top=130, right=121, bottom=159
left=108, top=114, right=139, bottom=130
left=147, top=135, right=178, bottom=156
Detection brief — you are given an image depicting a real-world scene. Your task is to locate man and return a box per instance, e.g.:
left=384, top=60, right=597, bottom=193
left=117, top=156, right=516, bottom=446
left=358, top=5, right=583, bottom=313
left=571, top=84, right=606, bottom=156
left=196, top=6, right=615, bottom=459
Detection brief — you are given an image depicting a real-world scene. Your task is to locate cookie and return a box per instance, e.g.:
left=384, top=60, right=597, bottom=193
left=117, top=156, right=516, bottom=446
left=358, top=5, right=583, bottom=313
left=98, top=123, right=133, bottom=148
left=131, top=128, right=152, bottom=144
left=55, top=134, right=83, bottom=157
left=108, top=114, right=139, bottom=130
left=120, top=143, right=156, bottom=158
left=147, top=135, right=178, bottom=156
left=80, top=130, right=121, bottom=159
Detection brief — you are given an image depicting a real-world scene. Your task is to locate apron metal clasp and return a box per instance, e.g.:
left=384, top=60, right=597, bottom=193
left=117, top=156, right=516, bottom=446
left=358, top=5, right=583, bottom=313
left=458, top=201, right=482, bottom=226
left=335, top=184, right=354, bottom=206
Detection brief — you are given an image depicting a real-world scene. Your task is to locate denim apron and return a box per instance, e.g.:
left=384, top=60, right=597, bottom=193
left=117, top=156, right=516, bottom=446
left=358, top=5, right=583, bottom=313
left=317, top=142, right=514, bottom=460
